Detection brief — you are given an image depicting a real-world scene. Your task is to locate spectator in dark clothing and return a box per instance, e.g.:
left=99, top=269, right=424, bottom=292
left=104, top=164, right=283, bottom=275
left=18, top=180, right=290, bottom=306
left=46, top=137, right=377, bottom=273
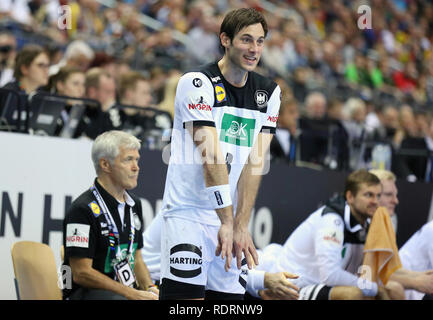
left=271, top=98, right=300, bottom=164
left=3, top=44, right=49, bottom=95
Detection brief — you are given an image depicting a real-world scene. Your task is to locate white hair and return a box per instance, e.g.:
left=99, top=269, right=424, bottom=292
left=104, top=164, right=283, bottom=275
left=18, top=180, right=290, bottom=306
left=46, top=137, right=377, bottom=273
left=343, top=97, right=366, bottom=120
left=305, top=91, right=326, bottom=108
left=91, top=131, right=141, bottom=174
left=64, top=40, right=95, bottom=61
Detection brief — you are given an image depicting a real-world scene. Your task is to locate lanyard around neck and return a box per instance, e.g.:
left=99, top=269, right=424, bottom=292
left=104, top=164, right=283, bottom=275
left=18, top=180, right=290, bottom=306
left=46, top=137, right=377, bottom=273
left=90, top=185, right=135, bottom=262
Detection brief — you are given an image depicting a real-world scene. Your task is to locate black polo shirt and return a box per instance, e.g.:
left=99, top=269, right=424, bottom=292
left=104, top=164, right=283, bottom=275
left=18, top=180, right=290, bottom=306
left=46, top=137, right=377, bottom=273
left=62, top=178, right=144, bottom=298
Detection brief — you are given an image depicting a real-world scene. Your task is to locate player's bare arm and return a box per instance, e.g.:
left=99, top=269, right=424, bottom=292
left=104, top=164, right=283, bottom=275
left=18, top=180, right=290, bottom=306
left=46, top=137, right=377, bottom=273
left=235, top=132, right=273, bottom=269
left=190, top=124, right=234, bottom=272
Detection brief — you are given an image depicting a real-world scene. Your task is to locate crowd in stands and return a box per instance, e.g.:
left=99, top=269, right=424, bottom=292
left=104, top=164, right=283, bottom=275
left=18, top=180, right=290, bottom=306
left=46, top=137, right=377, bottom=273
left=1, top=0, right=433, bottom=182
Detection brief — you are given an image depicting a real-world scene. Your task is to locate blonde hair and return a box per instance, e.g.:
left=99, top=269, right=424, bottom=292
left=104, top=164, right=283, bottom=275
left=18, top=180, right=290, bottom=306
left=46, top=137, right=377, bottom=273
left=369, top=169, right=396, bottom=182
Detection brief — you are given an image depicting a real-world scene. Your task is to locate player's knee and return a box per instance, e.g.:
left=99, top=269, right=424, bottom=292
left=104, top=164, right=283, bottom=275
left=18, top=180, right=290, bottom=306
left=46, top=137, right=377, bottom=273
left=330, top=286, right=363, bottom=300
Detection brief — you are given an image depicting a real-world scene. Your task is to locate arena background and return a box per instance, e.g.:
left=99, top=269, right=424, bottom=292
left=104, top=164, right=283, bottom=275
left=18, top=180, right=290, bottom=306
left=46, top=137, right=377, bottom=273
left=1, top=132, right=432, bottom=299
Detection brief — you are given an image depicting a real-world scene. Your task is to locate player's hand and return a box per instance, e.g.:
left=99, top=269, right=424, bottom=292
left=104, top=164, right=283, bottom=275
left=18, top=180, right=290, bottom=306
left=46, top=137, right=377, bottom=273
left=233, top=225, right=258, bottom=270
left=147, top=286, right=160, bottom=296
left=215, top=222, right=234, bottom=272
left=415, top=270, right=433, bottom=294
left=262, top=271, right=299, bottom=300
left=126, top=287, right=158, bottom=300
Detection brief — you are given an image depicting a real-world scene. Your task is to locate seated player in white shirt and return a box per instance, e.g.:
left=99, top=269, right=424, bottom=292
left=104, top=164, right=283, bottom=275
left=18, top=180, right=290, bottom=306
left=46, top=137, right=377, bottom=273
left=370, top=169, right=433, bottom=299
left=248, top=170, right=405, bottom=300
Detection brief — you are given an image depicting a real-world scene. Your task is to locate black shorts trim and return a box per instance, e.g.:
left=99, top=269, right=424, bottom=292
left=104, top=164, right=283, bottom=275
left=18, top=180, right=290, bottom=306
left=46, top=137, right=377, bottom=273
left=205, top=290, right=244, bottom=300
left=260, top=126, right=276, bottom=134
left=423, top=293, right=433, bottom=300
left=183, top=120, right=215, bottom=128
left=159, top=278, right=205, bottom=300
left=316, top=285, right=332, bottom=300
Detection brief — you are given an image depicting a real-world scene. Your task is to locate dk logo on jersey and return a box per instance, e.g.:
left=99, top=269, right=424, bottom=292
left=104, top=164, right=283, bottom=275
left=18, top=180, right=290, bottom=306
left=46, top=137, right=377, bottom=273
left=220, top=113, right=255, bottom=147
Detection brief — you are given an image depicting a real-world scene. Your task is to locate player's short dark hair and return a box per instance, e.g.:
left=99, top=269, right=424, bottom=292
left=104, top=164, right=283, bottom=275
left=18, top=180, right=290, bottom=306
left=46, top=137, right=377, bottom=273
left=220, top=8, right=268, bottom=44
left=344, top=169, right=381, bottom=197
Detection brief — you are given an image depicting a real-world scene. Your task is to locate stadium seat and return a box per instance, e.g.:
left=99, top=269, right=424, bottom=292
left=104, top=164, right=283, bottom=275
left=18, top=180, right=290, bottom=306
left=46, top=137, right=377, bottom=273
left=11, top=241, right=62, bottom=300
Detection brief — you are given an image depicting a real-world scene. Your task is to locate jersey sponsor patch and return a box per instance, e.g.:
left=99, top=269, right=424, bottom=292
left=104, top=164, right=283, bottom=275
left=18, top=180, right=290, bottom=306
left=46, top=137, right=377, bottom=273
left=214, top=83, right=227, bottom=102
left=66, top=223, right=90, bottom=248
left=267, top=115, right=278, bottom=123
left=169, top=243, right=203, bottom=278
left=321, top=227, right=343, bottom=246
left=219, top=113, right=256, bottom=147
left=192, top=78, right=202, bottom=87
left=188, top=102, right=212, bottom=111
left=88, top=201, right=101, bottom=217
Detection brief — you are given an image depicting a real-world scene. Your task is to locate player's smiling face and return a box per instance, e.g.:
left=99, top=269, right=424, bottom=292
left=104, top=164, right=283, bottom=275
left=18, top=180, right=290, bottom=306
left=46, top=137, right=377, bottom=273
left=225, top=23, right=265, bottom=72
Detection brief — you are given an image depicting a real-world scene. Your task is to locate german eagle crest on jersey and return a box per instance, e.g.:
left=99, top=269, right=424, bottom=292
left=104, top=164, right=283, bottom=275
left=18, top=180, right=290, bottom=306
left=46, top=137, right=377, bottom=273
left=255, top=90, right=268, bottom=108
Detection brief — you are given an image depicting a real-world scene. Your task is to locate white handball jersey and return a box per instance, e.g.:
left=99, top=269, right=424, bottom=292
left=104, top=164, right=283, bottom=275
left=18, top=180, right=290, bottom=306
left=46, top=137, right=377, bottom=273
left=264, top=195, right=376, bottom=291
left=399, top=220, right=433, bottom=272
left=161, top=62, right=281, bottom=225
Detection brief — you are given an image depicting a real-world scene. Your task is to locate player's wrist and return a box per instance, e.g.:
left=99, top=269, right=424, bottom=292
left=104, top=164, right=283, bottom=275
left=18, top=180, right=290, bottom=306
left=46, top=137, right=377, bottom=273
left=206, top=184, right=232, bottom=209
left=233, top=220, right=249, bottom=231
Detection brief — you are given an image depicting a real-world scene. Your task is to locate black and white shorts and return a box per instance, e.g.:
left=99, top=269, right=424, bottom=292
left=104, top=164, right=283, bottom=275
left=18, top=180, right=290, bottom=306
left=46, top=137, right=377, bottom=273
left=298, top=284, right=332, bottom=300
left=160, top=215, right=246, bottom=299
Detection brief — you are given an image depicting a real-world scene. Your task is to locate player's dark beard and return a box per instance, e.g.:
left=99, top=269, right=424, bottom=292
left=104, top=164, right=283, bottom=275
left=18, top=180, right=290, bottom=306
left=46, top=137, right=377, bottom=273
left=351, top=204, right=374, bottom=225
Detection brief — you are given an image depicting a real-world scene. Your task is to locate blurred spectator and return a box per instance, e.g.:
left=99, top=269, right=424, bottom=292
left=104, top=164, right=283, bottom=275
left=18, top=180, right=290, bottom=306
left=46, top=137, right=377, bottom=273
left=1, top=0, right=433, bottom=172
left=326, top=98, right=350, bottom=170
left=111, top=70, right=172, bottom=148
left=0, top=31, right=17, bottom=86
left=378, top=104, right=401, bottom=143
left=342, top=98, right=368, bottom=170
left=48, top=66, right=85, bottom=98
left=425, top=117, right=433, bottom=182
left=345, top=52, right=371, bottom=87
left=67, top=0, right=104, bottom=38
left=85, top=67, right=116, bottom=113
left=326, top=98, right=344, bottom=121
left=270, top=98, right=300, bottom=163
left=72, top=67, right=115, bottom=140
left=291, top=67, right=310, bottom=103
left=304, top=91, right=327, bottom=120
left=186, top=9, right=219, bottom=65
left=262, top=30, right=290, bottom=78
left=393, top=105, right=429, bottom=182
left=45, top=43, right=63, bottom=66
left=88, top=52, right=117, bottom=79
left=393, top=61, right=418, bottom=94
left=50, top=40, right=95, bottom=75
left=118, top=71, right=153, bottom=108
left=3, top=44, right=49, bottom=95
left=0, top=0, right=33, bottom=25
left=144, top=28, right=186, bottom=71
left=157, top=70, right=181, bottom=119
left=298, top=92, right=330, bottom=167
left=415, top=109, right=431, bottom=138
